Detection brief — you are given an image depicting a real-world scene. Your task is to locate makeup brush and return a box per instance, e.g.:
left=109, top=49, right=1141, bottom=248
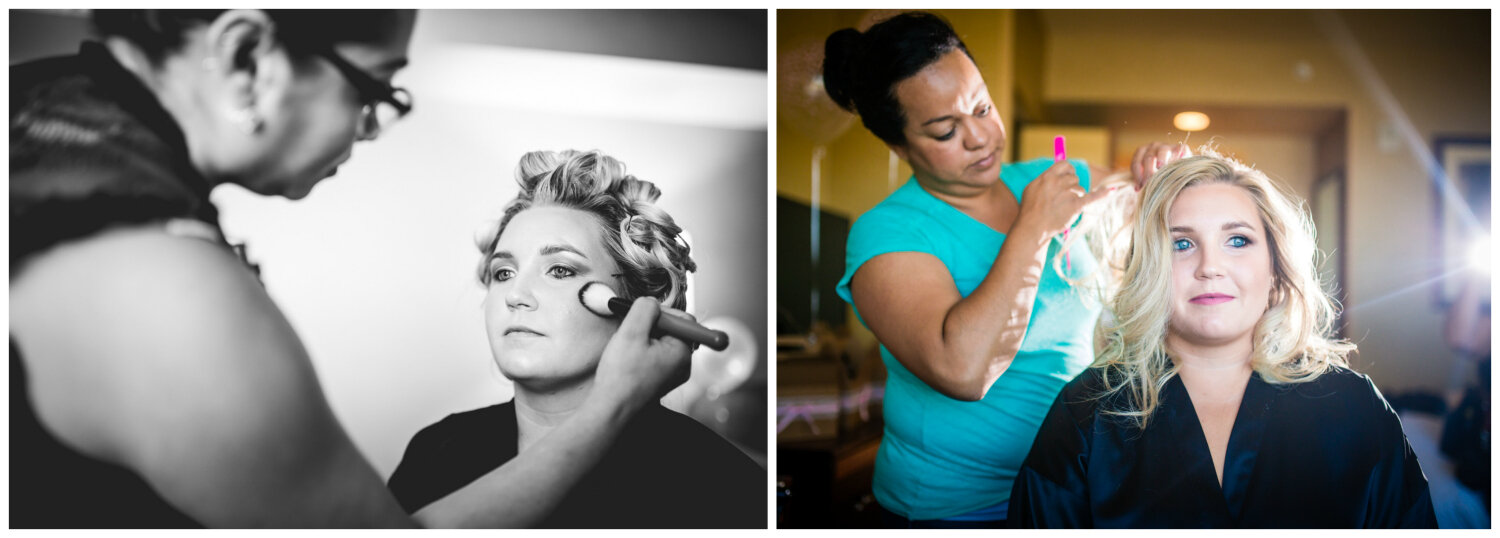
left=578, top=281, right=730, bottom=351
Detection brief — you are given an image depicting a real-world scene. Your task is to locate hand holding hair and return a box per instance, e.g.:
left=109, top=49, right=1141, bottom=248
left=1016, top=160, right=1118, bottom=240
left=1130, top=142, right=1193, bottom=189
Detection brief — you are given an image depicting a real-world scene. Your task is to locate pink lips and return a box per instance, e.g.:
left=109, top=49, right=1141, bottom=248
left=1190, top=293, right=1234, bottom=305
left=969, top=151, right=997, bottom=171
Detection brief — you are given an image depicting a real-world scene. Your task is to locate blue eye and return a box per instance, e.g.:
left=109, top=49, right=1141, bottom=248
left=1173, top=238, right=1192, bottom=251
left=1227, top=235, right=1250, bottom=248
left=491, top=267, right=515, bottom=282
left=547, top=265, right=578, bottom=279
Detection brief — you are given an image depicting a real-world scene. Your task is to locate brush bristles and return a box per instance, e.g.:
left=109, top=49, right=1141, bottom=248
left=579, top=281, right=619, bottom=317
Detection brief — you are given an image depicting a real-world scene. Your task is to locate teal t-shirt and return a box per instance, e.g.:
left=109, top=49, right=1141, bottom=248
left=834, top=157, right=1100, bottom=520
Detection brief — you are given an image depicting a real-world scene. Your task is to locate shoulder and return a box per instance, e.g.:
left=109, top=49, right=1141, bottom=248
left=1281, top=365, right=1387, bottom=408
left=1054, top=366, right=1112, bottom=421
left=11, top=50, right=83, bottom=100
left=1273, top=366, right=1406, bottom=438
left=11, top=226, right=299, bottom=461
left=630, top=406, right=763, bottom=479
left=849, top=187, right=933, bottom=240
left=622, top=406, right=764, bottom=527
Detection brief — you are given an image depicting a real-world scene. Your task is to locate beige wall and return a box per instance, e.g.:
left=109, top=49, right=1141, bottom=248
left=1043, top=10, right=1489, bottom=393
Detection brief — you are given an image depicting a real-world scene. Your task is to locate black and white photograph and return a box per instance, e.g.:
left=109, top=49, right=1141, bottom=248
left=11, top=9, right=767, bottom=528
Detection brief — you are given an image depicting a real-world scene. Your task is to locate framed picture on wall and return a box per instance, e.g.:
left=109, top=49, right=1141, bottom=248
left=1432, top=136, right=1490, bottom=306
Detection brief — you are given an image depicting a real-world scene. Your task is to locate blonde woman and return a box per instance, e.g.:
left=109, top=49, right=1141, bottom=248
left=387, top=150, right=763, bottom=528
left=1009, top=152, right=1436, bottom=528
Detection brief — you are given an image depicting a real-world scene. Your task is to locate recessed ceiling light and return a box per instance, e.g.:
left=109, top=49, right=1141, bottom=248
left=1174, top=111, right=1210, bottom=132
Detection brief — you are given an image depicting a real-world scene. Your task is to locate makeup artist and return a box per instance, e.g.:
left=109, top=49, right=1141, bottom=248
left=11, top=10, right=691, bottom=528
left=387, top=149, right=764, bottom=529
left=823, top=11, right=1188, bottom=528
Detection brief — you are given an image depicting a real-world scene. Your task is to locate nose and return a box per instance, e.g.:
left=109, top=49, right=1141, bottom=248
left=505, top=273, right=537, bottom=311
left=1196, top=246, right=1225, bottom=279
left=963, top=117, right=989, bottom=151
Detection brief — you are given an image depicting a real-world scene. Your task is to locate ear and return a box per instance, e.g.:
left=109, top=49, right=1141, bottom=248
left=201, top=10, right=284, bottom=119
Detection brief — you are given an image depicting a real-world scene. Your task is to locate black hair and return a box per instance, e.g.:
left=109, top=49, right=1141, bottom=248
left=821, top=11, right=972, bottom=146
left=90, top=10, right=404, bottom=63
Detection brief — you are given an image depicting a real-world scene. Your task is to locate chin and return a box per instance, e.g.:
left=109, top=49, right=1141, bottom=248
left=497, top=356, right=596, bottom=387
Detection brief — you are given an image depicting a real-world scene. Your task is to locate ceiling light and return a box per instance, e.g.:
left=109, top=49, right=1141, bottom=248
left=1174, top=111, right=1210, bottom=132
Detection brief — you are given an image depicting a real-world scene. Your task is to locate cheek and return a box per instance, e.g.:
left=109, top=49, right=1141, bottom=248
left=481, top=288, right=508, bottom=337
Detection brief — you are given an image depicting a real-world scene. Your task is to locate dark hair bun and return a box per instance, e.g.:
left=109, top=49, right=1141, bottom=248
left=814, top=11, right=969, bottom=146
left=821, top=28, right=865, bottom=113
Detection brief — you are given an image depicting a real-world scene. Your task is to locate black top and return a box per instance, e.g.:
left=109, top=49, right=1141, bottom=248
left=388, top=401, right=766, bottom=528
left=9, top=43, right=222, bottom=529
left=1009, top=366, right=1437, bottom=528
left=12, top=42, right=226, bottom=271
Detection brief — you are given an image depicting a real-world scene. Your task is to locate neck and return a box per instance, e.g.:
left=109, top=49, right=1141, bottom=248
left=914, top=170, right=1013, bottom=222
left=1167, top=334, right=1254, bottom=400
left=102, top=38, right=224, bottom=188
left=513, top=376, right=595, bottom=453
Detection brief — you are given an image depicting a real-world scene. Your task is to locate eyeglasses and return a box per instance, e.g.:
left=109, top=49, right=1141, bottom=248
left=314, top=46, right=413, bottom=135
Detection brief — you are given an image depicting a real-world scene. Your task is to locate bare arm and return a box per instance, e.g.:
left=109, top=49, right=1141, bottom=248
left=849, top=162, right=1111, bottom=401
left=10, top=228, right=688, bottom=528
left=10, top=228, right=412, bottom=527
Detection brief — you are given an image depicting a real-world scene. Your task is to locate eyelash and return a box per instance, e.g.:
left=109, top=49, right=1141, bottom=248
left=1172, top=235, right=1252, bottom=252
left=933, top=104, right=992, bottom=142
left=490, top=264, right=579, bottom=282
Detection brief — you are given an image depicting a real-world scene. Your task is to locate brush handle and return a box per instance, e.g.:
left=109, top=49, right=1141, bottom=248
left=607, top=297, right=730, bottom=351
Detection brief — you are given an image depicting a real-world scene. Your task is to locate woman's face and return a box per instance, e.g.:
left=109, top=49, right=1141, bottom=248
left=257, top=12, right=416, bottom=199
left=1165, top=183, right=1275, bottom=352
left=890, top=49, right=1006, bottom=192
left=482, top=205, right=624, bottom=391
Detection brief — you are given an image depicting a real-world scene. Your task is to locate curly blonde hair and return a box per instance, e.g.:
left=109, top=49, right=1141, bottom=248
left=1091, top=149, right=1354, bottom=428
left=476, top=150, right=696, bottom=310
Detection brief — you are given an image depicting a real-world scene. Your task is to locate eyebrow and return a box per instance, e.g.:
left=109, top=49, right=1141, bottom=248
left=489, top=243, right=589, bottom=263
left=919, top=84, right=990, bottom=127
left=1170, top=221, right=1257, bottom=234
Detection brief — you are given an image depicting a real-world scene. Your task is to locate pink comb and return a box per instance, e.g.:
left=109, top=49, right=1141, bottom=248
left=1055, top=136, right=1071, bottom=272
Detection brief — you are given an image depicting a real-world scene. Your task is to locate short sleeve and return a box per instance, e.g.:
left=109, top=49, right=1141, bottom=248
left=1010, top=377, right=1096, bottom=528
left=834, top=203, right=934, bottom=308
left=1358, top=376, right=1438, bottom=528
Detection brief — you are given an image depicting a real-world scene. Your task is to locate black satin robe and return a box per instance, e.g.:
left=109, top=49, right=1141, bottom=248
left=1010, top=366, right=1436, bottom=528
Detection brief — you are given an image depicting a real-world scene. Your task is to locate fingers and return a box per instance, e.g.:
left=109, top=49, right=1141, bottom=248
left=659, top=305, right=696, bottom=323
left=1131, top=142, right=1191, bottom=190
left=616, top=296, right=662, bottom=343
left=1132, top=144, right=1149, bottom=186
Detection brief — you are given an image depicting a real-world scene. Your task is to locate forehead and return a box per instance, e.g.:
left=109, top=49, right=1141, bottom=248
left=496, top=205, right=614, bottom=260
left=892, top=50, right=985, bottom=125
left=1169, top=183, right=1261, bottom=229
